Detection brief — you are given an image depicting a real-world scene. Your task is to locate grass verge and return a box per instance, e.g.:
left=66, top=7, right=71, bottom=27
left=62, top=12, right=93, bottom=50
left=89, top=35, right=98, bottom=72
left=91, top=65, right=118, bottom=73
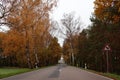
left=102, top=73, right=120, bottom=80
left=80, top=67, right=120, bottom=80
left=0, top=68, right=34, bottom=79
left=0, top=65, right=56, bottom=79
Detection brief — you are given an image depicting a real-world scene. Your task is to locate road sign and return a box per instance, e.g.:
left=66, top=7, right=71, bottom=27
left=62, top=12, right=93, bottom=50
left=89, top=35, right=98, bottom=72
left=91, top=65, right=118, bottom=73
left=103, top=44, right=111, bottom=73
left=104, top=45, right=111, bottom=51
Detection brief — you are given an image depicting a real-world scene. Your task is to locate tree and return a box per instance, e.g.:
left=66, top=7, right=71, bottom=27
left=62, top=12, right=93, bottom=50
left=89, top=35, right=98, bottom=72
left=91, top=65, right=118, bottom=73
left=1, top=0, right=58, bottom=68
left=0, top=0, right=18, bottom=31
left=76, top=30, right=88, bottom=68
left=48, top=37, right=61, bottom=64
left=0, top=0, right=17, bottom=22
left=63, top=34, right=80, bottom=65
left=61, top=12, right=82, bottom=65
left=0, top=32, right=6, bottom=67
left=93, top=0, right=120, bottom=73
left=94, top=0, right=120, bottom=24
left=2, top=30, right=26, bottom=67
left=62, top=40, right=70, bottom=63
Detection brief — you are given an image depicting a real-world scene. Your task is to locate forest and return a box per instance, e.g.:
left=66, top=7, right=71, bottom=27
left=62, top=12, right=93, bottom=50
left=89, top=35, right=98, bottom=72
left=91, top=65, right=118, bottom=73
left=0, top=0, right=61, bottom=68
left=0, top=0, right=120, bottom=75
left=62, top=0, right=120, bottom=74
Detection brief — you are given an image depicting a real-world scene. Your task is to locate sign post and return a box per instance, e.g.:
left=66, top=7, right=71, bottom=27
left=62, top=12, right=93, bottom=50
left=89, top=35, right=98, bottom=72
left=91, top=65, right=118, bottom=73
left=104, top=44, right=111, bottom=73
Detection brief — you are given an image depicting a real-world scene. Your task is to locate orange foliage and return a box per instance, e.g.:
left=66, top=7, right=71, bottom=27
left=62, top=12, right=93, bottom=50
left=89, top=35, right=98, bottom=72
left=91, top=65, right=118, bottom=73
left=2, top=30, right=26, bottom=56
left=0, top=0, right=60, bottom=68
left=94, top=0, right=120, bottom=23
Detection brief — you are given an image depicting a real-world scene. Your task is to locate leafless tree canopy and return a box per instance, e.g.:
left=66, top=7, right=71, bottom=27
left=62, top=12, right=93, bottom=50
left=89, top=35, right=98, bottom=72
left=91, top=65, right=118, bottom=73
left=61, top=12, right=82, bottom=39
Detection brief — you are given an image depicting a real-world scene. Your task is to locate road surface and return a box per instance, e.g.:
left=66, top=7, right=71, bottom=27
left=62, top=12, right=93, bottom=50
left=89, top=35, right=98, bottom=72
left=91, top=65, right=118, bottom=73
left=1, top=64, right=113, bottom=80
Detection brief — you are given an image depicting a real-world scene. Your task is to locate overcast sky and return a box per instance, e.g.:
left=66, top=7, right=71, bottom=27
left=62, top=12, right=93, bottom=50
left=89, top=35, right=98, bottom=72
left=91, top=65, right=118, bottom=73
left=51, top=0, right=94, bottom=26
left=50, top=0, right=95, bottom=46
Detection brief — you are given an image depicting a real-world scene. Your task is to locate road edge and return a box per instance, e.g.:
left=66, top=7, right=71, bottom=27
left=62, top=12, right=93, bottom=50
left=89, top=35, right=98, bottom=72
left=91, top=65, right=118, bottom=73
left=70, top=66, right=115, bottom=80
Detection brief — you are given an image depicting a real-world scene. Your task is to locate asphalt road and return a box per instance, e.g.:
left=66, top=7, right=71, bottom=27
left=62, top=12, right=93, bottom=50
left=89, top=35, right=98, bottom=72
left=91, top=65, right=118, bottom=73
left=1, top=64, right=113, bottom=80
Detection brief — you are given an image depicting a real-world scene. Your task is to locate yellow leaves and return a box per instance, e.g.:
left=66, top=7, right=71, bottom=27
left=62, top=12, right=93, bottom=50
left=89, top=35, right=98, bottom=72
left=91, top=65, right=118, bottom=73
left=0, top=0, right=59, bottom=67
left=112, top=15, right=120, bottom=23
left=2, top=31, right=26, bottom=56
left=119, top=7, right=120, bottom=12
left=94, top=0, right=109, bottom=19
left=94, top=0, right=120, bottom=24
left=6, top=0, right=57, bottom=34
left=0, top=32, right=6, bottom=49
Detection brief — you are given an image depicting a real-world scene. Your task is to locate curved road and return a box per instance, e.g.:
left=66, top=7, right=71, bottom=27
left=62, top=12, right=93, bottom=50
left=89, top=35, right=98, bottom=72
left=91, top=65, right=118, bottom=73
left=1, top=64, right=113, bottom=80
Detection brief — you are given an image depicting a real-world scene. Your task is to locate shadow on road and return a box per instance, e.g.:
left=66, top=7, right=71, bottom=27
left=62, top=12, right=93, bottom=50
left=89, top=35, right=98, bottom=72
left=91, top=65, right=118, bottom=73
left=48, top=64, right=67, bottom=78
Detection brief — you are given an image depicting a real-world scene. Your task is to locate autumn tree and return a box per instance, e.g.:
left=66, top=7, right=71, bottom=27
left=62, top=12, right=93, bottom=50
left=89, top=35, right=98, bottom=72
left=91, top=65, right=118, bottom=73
left=62, top=39, right=71, bottom=64
left=75, top=30, right=89, bottom=68
left=2, top=30, right=27, bottom=67
left=0, top=0, right=58, bottom=68
left=94, top=0, right=120, bottom=24
left=92, top=0, right=120, bottom=73
left=63, top=34, right=79, bottom=65
left=0, top=32, right=6, bottom=66
left=78, top=0, right=120, bottom=73
left=48, top=37, right=61, bottom=65
left=61, top=12, right=82, bottom=65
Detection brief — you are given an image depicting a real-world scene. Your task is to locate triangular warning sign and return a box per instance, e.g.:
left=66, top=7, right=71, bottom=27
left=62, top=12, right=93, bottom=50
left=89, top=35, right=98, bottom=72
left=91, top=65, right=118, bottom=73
left=104, top=45, right=111, bottom=51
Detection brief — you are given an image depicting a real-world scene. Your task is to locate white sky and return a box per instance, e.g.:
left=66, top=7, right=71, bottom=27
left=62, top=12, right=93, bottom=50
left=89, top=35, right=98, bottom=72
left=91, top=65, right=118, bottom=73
left=50, top=0, right=95, bottom=46
left=51, top=0, right=94, bottom=26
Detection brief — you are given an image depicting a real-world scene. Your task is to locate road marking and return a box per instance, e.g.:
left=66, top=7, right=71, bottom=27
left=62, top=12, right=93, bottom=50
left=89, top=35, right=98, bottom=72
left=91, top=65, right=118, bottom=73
left=59, top=69, right=62, bottom=72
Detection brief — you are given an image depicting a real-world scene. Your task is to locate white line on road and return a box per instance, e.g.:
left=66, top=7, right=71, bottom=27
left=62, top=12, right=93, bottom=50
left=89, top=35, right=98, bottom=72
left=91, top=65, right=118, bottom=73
left=59, top=69, right=62, bottom=72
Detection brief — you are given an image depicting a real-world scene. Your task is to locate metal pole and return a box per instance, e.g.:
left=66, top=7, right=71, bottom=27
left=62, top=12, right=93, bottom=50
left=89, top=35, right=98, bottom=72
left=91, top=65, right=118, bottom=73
left=106, top=50, right=109, bottom=73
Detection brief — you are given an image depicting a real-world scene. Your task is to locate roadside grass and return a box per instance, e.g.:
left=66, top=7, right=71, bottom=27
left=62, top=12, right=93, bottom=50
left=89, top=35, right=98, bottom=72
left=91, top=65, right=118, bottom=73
left=0, top=68, right=34, bottom=79
left=88, top=70, right=120, bottom=80
left=103, top=73, right=120, bottom=80
left=0, top=65, right=56, bottom=79
left=79, top=67, right=120, bottom=80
